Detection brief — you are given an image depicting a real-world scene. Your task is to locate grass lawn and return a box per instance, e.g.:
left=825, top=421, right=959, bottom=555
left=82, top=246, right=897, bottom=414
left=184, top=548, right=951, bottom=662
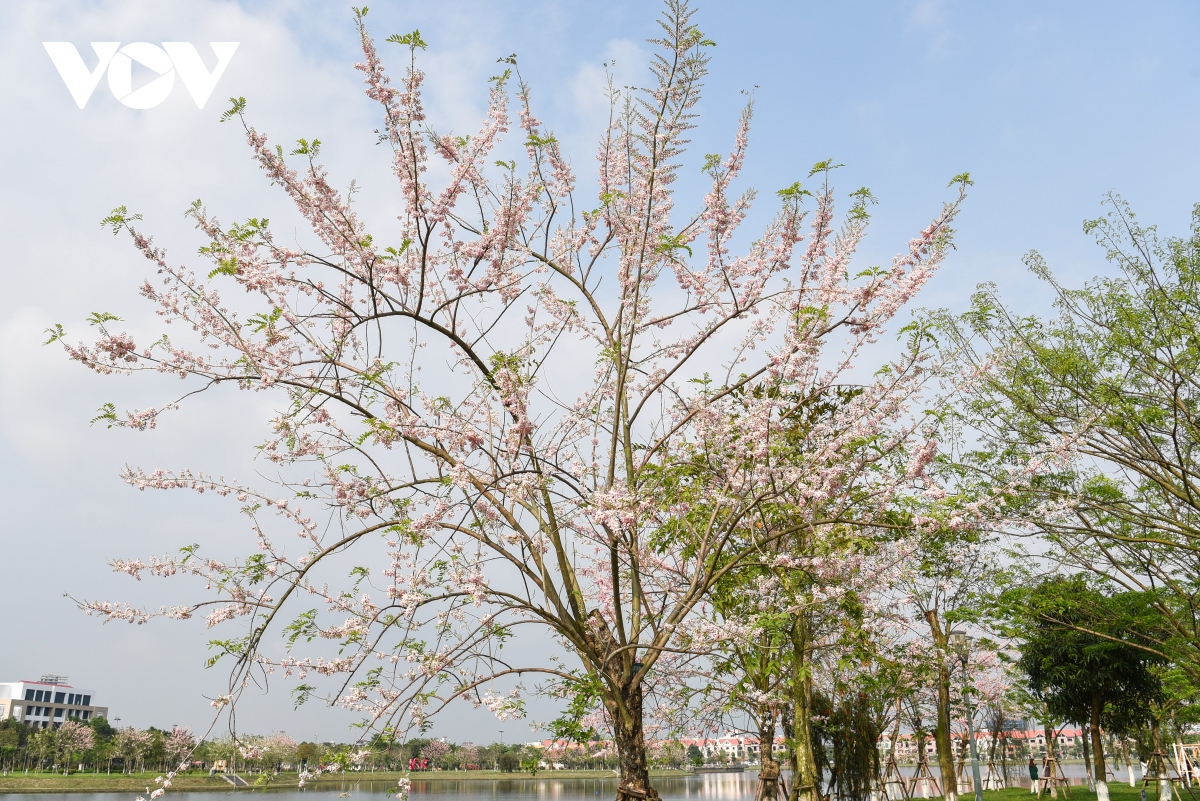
left=0, top=772, right=235, bottom=793
left=947, top=783, right=1166, bottom=801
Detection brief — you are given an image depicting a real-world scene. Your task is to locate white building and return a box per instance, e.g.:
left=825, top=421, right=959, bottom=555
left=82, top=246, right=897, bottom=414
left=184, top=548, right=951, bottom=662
left=0, top=674, right=108, bottom=729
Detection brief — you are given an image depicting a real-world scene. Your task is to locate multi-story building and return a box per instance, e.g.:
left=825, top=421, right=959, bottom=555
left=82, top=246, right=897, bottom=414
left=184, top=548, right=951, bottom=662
left=0, top=674, right=108, bottom=729
left=880, top=728, right=1084, bottom=761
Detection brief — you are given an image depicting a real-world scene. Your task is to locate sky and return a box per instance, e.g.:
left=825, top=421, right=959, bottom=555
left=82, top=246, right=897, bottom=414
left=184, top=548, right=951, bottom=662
left=1, top=0, right=1198, bottom=745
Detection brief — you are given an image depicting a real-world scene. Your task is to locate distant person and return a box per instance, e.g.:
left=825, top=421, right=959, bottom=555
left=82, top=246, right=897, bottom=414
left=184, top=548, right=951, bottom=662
left=1029, top=758, right=1039, bottom=794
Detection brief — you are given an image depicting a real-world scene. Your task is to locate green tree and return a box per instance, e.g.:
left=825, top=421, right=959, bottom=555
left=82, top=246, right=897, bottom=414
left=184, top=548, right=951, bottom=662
left=1010, top=577, right=1163, bottom=801
left=0, top=721, right=24, bottom=771
left=946, top=195, right=1200, bottom=678
left=296, top=741, right=320, bottom=768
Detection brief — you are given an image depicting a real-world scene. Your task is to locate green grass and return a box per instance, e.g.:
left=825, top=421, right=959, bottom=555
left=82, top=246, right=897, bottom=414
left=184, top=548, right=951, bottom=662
left=0, top=772, right=236, bottom=794
left=960, top=783, right=1166, bottom=801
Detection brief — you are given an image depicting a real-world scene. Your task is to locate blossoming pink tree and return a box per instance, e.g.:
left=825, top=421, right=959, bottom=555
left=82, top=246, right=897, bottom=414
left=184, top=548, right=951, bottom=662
left=57, top=1, right=968, bottom=797
left=55, top=721, right=95, bottom=775
left=164, top=726, right=196, bottom=772
left=114, top=727, right=153, bottom=774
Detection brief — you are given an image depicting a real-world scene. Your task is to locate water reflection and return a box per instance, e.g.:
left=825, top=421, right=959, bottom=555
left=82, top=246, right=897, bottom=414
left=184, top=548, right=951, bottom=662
left=0, top=773, right=760, bottom=801
left=0, top=764, right=1112, bottom=801
left=323, top=772, right=762, bottom=801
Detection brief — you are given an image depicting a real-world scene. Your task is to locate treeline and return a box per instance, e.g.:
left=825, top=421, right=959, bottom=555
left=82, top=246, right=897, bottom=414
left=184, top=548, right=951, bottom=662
left=0, top=718, right=639, bottom=776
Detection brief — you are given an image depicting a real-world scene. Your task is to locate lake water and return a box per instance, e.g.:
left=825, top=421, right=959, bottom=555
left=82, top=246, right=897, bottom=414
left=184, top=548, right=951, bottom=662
left=0, top=764, right=1136, bottom=801
left=0, top=773, right=760, bottom=801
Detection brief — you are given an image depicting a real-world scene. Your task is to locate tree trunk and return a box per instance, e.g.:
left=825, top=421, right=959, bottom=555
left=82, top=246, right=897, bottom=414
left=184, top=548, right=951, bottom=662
left=609, top=682, right=658, bottom=801
left=1152, top=719, right=1170, bottom=801
left=1124, top=739, right=1137, bottom=787
left=924, top=610, right=958, bottom=801
left=1080, top=720, right=1094, bottom=791
left=759, top=705, right=782, bottom=801
left=789, top=618, right=820, bottom=801
left=759, top=705, right=779, bottom=765
left=1043, top=713, right=1058, bottom=799
left=1000, top=733, right=1010, bottom=789
left=1089, top=696, right=1109, bottom=801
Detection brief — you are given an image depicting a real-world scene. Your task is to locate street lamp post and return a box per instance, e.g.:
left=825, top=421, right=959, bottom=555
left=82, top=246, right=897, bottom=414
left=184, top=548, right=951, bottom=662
left=949, top=630, right=984, bottom=801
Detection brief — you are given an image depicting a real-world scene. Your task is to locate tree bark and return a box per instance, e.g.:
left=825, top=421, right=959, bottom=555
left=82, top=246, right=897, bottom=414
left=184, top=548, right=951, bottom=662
left=1042, top=712, right=1058, bottom=799
left=1089, top=696, right=1109, bottom=801
left=789, top=618, right=820, bottom=801
left=759, top=703, right=782, bottom=800
left=611, top=684, right=657, bottom=801
left=1080, top=720, right=1094, bottom=791
left=1123, top=739, right=1137, bottom=787
left=1152, top=719, right=1170, bottom=801
left=924, top=609, right=958, bottom=801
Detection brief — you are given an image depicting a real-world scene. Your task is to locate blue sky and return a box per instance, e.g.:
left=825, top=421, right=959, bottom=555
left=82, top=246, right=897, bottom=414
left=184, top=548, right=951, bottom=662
left=0, top=0, right=1198, bottom=744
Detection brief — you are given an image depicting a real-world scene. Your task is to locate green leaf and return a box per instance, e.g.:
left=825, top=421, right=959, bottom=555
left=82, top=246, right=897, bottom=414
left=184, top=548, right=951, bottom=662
left=101, top=206, right=141, bottom=235
left=808, top=158, right=844, bottom=178
left=43, top=323, right=66, bottom=345
left=776, top=181, right=810, bottom=201
left=88, top=312, right=122, bottom=327
left=384, top=239, right=412, bottom=259
left=208, top=260, right=238, bottom=279
left=526, top=132, right=558, bottom=148
left=655, top=233, right=693, bottom=258
left=246, top=307, right=283, bottom=333
left=290, top=138, right=322, bottom=157
left=291, top=683, right=317, bottom=709
left=948, top=171, right=974, bottom=188
left=219, top=96, right=246, bottom=124
left=90, top=402, right=118, bottom=428
left=386, top=29, right=428, bottom=49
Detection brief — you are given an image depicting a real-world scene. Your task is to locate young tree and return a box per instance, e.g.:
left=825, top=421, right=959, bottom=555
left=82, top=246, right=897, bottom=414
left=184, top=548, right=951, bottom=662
left=58, top=2, right=967, bottom=798
left=115, top=727, right=152, bottom=774
left=900, top=531, right=1002, bottom=801
left=30, top=727, right=56, bottom=772
left=164, top=726, right=196, bottom=771
left=421, top=739, right=450, bottom=769
left=945, top=195, right=1200, bottom=677
left=56, top=721, right=95, bottom=775
left=1010, top=577, right=1164, bottom=801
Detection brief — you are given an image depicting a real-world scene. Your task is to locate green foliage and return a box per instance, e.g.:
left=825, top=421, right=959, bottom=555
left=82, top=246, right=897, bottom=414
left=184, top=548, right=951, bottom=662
left=43, top=323, right=66, bottom=344
left=90, top=402, right=118, bottom=427
left=87, top=312, right=122, bottom=326
left=386, top=30, right=428, bottom=49
left=947, top=195, right=1200, bottom=679
left=220, top=96, right=246, bottom=123
left=290, top=138, right=322, bottom=157
left=548, top=673, right=603, bottom=743
left=807, top=158, right=843, bottom=177
left=101, top=206, right=142, bottom=234
left=1006, top=576, right=1164, bottom=734
left=655, top=232, right=693, bottom=258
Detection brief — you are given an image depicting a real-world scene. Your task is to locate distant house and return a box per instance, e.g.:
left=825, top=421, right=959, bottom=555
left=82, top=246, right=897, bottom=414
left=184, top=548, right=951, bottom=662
left=879, top=728, right=1084, bottom=759
left=0, top=674, right=109, bottom=729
